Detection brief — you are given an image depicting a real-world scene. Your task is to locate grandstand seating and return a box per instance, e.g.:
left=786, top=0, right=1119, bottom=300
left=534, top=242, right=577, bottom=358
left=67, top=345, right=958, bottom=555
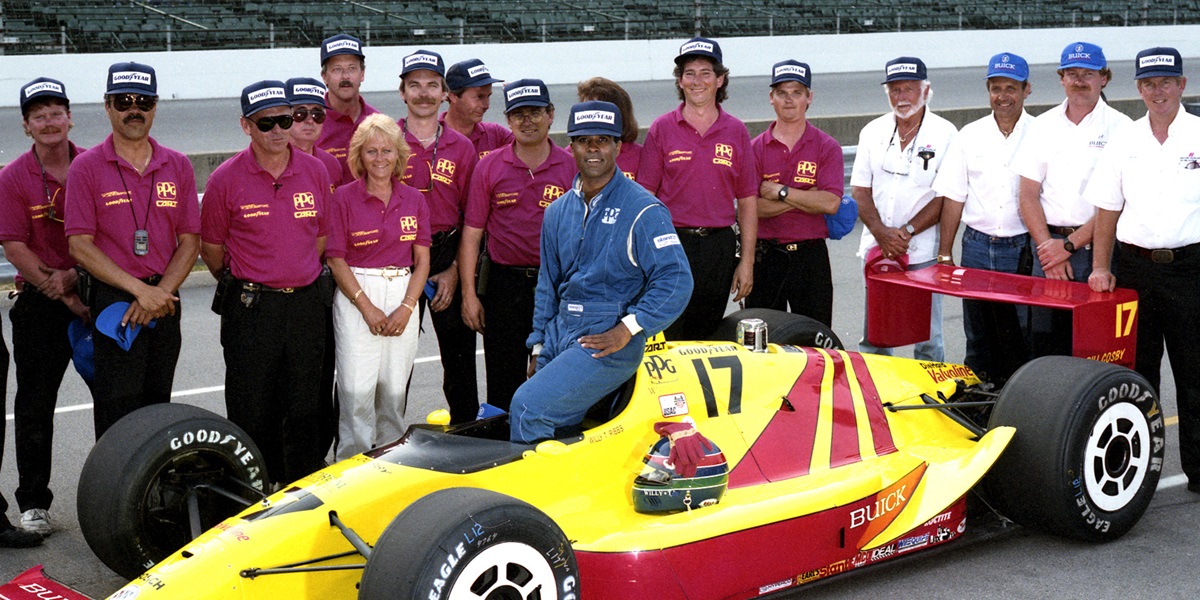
left=0, top=1, right=1196, bottom=55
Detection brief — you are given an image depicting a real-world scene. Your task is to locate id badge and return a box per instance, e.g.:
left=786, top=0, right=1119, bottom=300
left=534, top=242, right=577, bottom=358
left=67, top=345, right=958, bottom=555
left=134, top=229, right=149, bottom=256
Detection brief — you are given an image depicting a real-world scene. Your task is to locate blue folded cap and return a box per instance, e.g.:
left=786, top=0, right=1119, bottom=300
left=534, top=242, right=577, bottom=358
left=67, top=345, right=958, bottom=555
left=67, top=318, right=95, bottom=384
left=477, top=403, right=508, bottom=420
left=825, top=195, right=859, bottom=241
left=95, top=302, right=157, bottom=351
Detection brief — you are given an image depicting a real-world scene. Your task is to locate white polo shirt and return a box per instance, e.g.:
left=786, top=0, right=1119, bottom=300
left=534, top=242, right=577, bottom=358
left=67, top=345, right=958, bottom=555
left=1084, top=108, right=1200, bottom=249
left=1010, top=99, right=1132, bottom=227
left=851, top=109, right=958, bottom=264
left=933, top=110, right=1031, bottom=238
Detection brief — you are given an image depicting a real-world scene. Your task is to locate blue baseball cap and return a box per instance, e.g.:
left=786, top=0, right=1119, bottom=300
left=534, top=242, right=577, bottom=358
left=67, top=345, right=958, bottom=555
left=883, top=57, right=927, bottom=84
left=107, top=62, right=157, bottom=96
left=771, top=60, right=812, bottom=89
left=95, top=302, right=156, bottom=352
left=1135, top=47, right=1183, bottom=79
left=286, top=77, right=327, bottom=107
left=401, top=49, right=445, bottom=78
left=67, top=318, right=94, bottom=385
left=1060, top=42, right=1106, bottom=70
left=241, top=80, right=290, bottom=117
left=446, top=58, right=502, bottom=92
left=20, top=77, right=69, bottom=113
left=320, top=33, right=364, bottom=65
left=503, top=79, right=550, bottom=113
left=676, top=37, right=722, bottom=65
left=568, top=100, right=622, bottom=138
left=987, top=52, right=1029, bottom=82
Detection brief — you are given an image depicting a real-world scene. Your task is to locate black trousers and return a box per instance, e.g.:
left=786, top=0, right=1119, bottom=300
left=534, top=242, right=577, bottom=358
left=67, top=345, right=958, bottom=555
left=220, top=284, right=327, bottom=484
left=480, top=264, right=537, bottom=412
left=0, top=320, right=12, bottom=527
left=1117, top=244, right=1200, bottom=484
left=420, top=232, right=479, bottom=424
left=91, top=280, right=181, bottom=440
left=11, top=289, right=83, bottom=512
left=745, top=238, right=833, bottom=327
left=663, top=227, right=736, bottom=341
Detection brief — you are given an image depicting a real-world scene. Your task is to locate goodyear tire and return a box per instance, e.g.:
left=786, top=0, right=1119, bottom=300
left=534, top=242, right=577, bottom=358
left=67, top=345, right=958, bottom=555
left=712, top=308, right=843, bottom=350
left=982, top=356, right=1164, bottom=542
left=77, top=403, right=268, bottom=579
left=359, top=488, right=579, bottom=600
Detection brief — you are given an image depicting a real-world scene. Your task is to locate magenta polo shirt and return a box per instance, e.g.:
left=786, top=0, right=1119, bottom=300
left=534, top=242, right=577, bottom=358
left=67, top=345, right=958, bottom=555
left=0, top=142, right=85, bottom=280
left=64, top=135, right=200, bottom=279
left=618, top=140, right=643, bottom=182
left=318, top=95, right=380, bottom=186
left=639, top=104, right=758, bottom=228
left=440, top=112, right=514, bottom=160
left=464, top=140, right=575, bottom=267
left=399, top=119, right=478, bottom=234
left=752, top=122, right=845, bottom=243
left=201, top=148, right=331, bottom=289
left=304, top=146, right=343, bottom=189
left=326, top=177, right=430, bottom=268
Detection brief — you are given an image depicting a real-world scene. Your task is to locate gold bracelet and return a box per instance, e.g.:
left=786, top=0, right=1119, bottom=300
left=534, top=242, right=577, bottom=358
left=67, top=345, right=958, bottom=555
left=352, top=289, right=364, bottom=301
left=404, top=295, right=418, bottom=303
left=402, top=302, right=417, bottom=312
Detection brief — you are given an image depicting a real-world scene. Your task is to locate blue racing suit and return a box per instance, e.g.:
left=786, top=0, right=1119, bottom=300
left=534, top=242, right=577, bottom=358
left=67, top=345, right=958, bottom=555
left=509, top=171, right=692, bottom=443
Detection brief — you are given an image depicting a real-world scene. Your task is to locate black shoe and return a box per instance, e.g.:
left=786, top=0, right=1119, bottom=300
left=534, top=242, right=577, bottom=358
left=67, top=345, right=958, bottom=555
left=1188, top=480, right=1200, bottom=494
left=0, top=526, right=43, bottom=548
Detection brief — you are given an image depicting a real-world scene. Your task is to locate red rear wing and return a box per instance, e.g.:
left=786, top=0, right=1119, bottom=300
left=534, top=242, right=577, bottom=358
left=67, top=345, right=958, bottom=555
left=866, top=263, right=1138, bottom=369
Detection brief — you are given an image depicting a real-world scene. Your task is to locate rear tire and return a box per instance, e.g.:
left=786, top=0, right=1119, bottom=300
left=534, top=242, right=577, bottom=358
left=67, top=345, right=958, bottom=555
left=982, top=356, right=1164, bottom=542
left=712, top=308, right=842, bottom=350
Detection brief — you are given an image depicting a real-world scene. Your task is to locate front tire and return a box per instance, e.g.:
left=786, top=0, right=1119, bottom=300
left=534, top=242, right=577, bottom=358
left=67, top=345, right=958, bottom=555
left=982, top=356, right=1164, bottom=542
left=359, top=488, right=579, bottom=600
left=712, top=308, right=843, bottom=350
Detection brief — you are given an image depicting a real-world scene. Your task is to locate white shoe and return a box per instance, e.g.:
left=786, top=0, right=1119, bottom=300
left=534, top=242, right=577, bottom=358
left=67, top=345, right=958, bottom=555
left=20, top=509, right=53, bottom=536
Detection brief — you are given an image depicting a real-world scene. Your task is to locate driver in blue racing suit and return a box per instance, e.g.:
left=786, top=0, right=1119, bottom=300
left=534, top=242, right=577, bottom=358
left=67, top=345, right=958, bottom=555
left=509, top=101, right=692, bottom=444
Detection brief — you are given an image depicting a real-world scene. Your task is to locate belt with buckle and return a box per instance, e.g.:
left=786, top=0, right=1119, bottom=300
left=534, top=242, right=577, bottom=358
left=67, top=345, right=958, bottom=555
left=431, top=228, right=458, bottom=247
left=242, top=282, right=300, bottom=293
left=495, top=263, right=539, bottom=278
left=1124, top=241, right=1200, bottom=264
left=351, top=266, right=412, bottom=280
left=1047, top=225, right=1081, bottom=236
left=677, top=226, right=732, bottom=237
left=778, top=239, right=823, bottom=252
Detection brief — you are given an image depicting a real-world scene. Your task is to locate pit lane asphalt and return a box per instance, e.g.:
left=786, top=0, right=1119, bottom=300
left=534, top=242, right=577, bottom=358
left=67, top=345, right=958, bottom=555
left=3, top=62, right=1198, bottom=598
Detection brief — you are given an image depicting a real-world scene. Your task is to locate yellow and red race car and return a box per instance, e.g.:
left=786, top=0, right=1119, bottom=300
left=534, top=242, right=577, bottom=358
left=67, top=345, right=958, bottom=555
left=2, top=286, right=1163, bottom=599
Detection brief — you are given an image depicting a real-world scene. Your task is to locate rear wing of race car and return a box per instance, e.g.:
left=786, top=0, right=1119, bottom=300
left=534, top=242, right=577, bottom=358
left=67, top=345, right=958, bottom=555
left=866, top=262, right=1138, bottom=369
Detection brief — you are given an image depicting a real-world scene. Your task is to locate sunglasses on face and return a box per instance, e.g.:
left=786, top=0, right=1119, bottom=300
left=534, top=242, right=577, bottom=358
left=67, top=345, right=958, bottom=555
left=291, top=107, right=326, bottom=124
left=111, top=94, right=157, bottom=112
left=246, top=114, right=294, bottom=132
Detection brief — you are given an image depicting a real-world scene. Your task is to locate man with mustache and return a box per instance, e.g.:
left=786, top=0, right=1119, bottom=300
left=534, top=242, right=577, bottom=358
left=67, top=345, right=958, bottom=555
left=397, top=50, right=480, bottom=424
left=317, top=33, right=379, bottom=185
left=851, top=57, right=957, bottom=361
left=200, top=81, right=333, bottom=487
left=65, top=62, right=201, bottom=439
left=0, top=77, right=88, bottom=545
left=441, top=58, right=512, bottom=160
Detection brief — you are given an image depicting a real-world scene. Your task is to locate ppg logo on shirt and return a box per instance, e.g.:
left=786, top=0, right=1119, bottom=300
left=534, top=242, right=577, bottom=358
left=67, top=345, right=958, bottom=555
left=713, top=144, right=734, bottom=167
left=156, top=181, right=178, bottom=207
left=601, top=207, right=620, bottom=224
left=541, top=185, right=565, bottom=207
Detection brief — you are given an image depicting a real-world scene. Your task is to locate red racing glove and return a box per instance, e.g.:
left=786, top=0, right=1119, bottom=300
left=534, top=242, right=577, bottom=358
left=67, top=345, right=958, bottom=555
left=653, top=421, right=715, bottom=479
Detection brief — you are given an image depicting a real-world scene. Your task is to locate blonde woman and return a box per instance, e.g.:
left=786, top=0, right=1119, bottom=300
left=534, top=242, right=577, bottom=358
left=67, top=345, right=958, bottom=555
left=326, top=113, right=430, bottom=459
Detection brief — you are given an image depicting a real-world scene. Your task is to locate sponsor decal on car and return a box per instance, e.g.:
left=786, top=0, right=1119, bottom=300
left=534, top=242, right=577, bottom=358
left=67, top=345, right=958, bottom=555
left=758, top=578, right=794, bottom=595
left=659, top=393, right=689, bottom=417
left=896, top=533, right=930, bottom=553
left=870, top=544, right=896, bottom=561
left=923, top=510, right=953, bottom=527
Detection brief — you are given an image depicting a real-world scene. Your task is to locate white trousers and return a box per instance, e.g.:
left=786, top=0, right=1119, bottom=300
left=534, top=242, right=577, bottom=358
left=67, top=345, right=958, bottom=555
left=333, top=268, right=420, bottom=460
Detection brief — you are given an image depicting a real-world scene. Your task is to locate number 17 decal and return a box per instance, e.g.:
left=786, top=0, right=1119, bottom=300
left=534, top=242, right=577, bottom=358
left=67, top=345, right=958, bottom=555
left=691, top=356, right=743, bottom=417
left=1116, top=301, right=1137, bottom=338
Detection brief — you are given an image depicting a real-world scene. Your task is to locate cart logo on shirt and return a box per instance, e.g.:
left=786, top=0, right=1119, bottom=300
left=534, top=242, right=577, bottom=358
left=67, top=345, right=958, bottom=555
left=795, top=160, right=818, bottom=185
left=432, top=158, right=457, bottom=185
left=155, top=181, right=178, bottom=207
left=293, top=192, right=317, bottom=218
left=541, top=185, right=565, bottom=207
left=713, top=144, right=734, bottom=167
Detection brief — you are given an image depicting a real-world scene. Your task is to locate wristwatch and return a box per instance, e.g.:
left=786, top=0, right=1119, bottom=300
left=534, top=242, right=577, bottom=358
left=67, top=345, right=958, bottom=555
left=1063, top=238, right=1077, bottom=253
left=777, top=186, right=789, bottom=201
left=903, top=223, right=916, bottom=235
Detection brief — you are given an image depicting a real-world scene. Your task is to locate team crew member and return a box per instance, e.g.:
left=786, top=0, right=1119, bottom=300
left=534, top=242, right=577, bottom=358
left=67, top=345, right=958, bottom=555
left=441, top=58, right=513, bottom=159
left=510, top=101, right=692, bottom=443
left=397, top=50, right=480, bottom=424
left=748, top=60, right=843, bottom=326
left=1085, top=47, right=1200, bottom=495
left=640, top=37, right=758, bottom=340
left=1012, top=41, right=1131, bottom=357
left=317, top=33, right=380, bottom=185
left=458, top=79, right=574, bottom=411
left=66, top=62, right=200, bottom=439
left=286, top=77, right=342, bottom=184
left=851, top=57, right=957, bottom=361
left=200, top=81, right=332, bottom=484
left=327, top=114, right=430, bottom=459
left=0, top=78, right=88, bottom=540
left=933, top=52, right=1033, bottom=383
left=577, top=77, right=643, bottom=181
left=0, top=335, right=40, bottom=547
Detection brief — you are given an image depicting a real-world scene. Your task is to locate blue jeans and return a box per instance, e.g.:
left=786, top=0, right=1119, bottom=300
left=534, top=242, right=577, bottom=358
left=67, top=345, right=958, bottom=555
left=509, top=333, right=645, bottom=444
left=960, top=227, right=1030, bottom=381
left=859, top=259, right=944, bottom=362
left=1029, top=232, right=1094, bottom=358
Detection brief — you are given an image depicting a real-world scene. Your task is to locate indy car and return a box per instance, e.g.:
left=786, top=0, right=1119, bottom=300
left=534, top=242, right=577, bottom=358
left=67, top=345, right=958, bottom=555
left=1, top=262, right=1161, bottom=599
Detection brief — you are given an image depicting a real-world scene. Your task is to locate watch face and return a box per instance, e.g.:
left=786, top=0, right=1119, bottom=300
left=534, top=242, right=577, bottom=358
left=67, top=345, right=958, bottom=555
left=778, top=187, right=788, bottom=200
left=905, top=224, right=915, bottom=234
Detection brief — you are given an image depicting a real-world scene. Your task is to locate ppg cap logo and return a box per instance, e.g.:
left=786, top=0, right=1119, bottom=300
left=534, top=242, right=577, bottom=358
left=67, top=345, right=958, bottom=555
left=506, top=86, right=542, bottom=101
left=156, top=182, right=177, bottom=201
left=326, top=39, right=359, bottom=53
left=111, top=71, right=152, bottom=86
left=247, top=87, right=286, bottom=104
left=574, top=110, right=615, bottom=125
left=292, top=83, right=326, bottom=97
left=886, top=63, right=918, bottom=77
left=23, top=81, right=64, bottom=97
left=293, top=192, right=315, bottom=210
left=468, top=64, right=490, bottom=77
left=404, top=54, right=439, bottom=68
left=680, top=41, right=714, bottom=55
left=774, top=64, right=807, bottom=79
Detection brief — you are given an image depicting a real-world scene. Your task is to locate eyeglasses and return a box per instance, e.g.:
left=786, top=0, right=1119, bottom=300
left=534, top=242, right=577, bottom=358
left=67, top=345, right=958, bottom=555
left=508, top=109, right=547, bottom=124
left=246, top=114, right=294, bottom=132
left=111, top=94, right=157, bottom=112
left=292, top=107, right=326, bottom=124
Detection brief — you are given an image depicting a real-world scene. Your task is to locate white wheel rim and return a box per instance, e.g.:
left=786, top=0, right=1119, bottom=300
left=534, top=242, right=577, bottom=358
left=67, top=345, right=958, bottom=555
left=1084, top=402, right=1151, bottom=512
left=448, top=541, right=559, bottom=600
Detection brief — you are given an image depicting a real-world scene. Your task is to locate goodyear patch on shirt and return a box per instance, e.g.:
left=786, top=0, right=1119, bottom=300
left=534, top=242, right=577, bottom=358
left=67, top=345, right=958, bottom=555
left=654, top=233, right=680, bottom=248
